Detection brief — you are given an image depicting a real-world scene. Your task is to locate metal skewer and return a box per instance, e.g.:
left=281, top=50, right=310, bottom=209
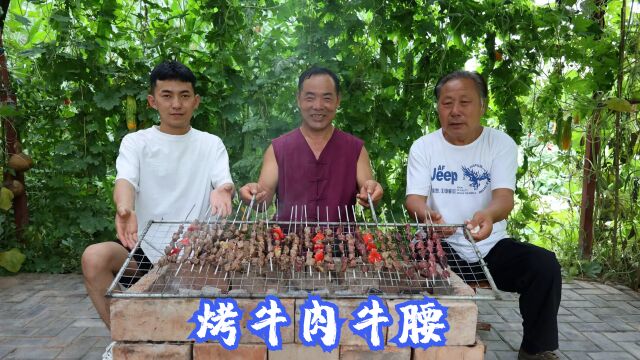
left=367, top=192, right=379, bottom=225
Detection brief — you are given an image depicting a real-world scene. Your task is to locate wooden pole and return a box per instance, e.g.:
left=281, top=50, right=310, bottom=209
left=578, top=110, right=600, bottom=259
left=0, top=0, right=29, bottom=237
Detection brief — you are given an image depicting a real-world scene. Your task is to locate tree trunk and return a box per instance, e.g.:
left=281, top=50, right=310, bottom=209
left=0, top=0, right=29, bottom=237
left=578, top=110, right=601, bottom=259
left=578, top=0, right=607, bottom=260
left=610, top=0, right=626, bottom=266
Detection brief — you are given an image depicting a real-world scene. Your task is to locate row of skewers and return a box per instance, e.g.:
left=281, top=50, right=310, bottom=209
left=152, top=202, right=453, bottom=288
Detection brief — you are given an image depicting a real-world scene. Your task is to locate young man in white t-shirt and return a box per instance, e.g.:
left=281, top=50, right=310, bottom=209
left=405, top=71, right=561, bottom=360
left=81, top=60, right=235, bottom=330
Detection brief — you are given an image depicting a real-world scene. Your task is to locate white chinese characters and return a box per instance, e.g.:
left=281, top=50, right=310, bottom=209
left=188, top=295, right=448, bottom=351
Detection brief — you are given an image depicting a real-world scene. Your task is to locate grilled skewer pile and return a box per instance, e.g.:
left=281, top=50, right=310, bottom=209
left=153, top=205, right=454, bottom=288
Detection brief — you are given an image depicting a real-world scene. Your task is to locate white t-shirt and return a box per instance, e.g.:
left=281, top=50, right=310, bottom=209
left=406, top=127, right=517, bottom=262
left=116, top=126, right=233, bottom=262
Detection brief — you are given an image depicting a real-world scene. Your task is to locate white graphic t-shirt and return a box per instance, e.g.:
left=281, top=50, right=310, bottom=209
left=406, top=127, right=518, bottom=262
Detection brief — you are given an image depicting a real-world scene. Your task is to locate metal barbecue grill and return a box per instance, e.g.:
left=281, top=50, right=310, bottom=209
left=106, top=203, right=501, bottom=301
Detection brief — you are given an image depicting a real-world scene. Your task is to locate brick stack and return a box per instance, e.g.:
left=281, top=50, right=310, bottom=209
left=109, top=270, right=484, bottom=360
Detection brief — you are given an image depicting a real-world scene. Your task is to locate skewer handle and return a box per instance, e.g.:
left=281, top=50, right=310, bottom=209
left=246, top=193, right=256, bottom=220
left=367, top=192, right=379, bottom=225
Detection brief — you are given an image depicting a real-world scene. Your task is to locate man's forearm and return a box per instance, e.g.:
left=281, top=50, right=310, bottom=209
left=405, top=195, right=428, bottom=223
left=114, top=179, right=135, bottom=211
left=481, top=190, right=514, bottom=223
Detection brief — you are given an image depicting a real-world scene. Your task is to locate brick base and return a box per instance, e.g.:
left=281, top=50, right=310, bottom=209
left=340, top=345, right=411, bottom=360
left=112, top=343, right=191, bottom=360
left=412, top=338, right=485, bottom=360
left=269, top=343, right=339, bottom=360
left=111, top=339, right=483, bottom=359
left=193, top=343, right=267, bottom=360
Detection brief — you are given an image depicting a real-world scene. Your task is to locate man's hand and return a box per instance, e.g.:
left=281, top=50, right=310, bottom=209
left=210, top=183, right=234, bottom=218
left=423, top=209, right=456, bottom=237
left=356, top=180, right=383, bottom=207
left=115, top=207, right=138, bottom=249
left=239, top=183, right=270, bottom=205
left=465, top=210, right=493, bottom=241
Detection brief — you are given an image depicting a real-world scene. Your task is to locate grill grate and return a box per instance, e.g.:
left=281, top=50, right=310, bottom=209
left=107, top=206, right=500, bottom=300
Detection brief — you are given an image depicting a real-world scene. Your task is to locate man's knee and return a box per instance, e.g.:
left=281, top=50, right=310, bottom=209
left=82, top=242, right=124, bottom=279
left=529, top=247, right=561, bottom=282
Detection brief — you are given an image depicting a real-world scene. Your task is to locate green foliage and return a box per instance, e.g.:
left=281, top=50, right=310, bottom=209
left=0, top=248, right=26, bottom=272
left=0, top=0, right=638, bottom=285
left=0, top=187, right=13, bottom=210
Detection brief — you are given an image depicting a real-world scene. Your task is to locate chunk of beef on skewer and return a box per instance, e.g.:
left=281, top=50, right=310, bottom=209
left=354, top=228, right=367, bottom=258
left=213, top=241, right=229, bottom=274
left=305, top=249, right=315, bottom=267
left=417, top=259, right=429, bottom=278
left=380, top=250, right=393, bottom=271
left=434, top=234, right=449, bottom=271
left=382, top=231, right=401, bottom=271
left=279, top=246, right=291, bottom=272
left=271, top=225, right=287, bottom=271
left=158, top=223, right=190, bottom=267
left=289, top=233, right=299, bottom=259
left=188, top=236, right=207, bottom=270
left=205, top=246, right=219, bottom=269
left=223, top=240, right=237, bottom=272
left=256, top=225, right=266, bottom=251
left=394, top=232, right=412, bottom=263
left=188, top=219, right=201, bottom=233
left=375, top=229, right=387, bottom=252
left=222, top=223, right=235, bottom=240
left=382, top=231, right=403, bottom=272
left=303, top=227, right=313, bottom=252
left=334, top=226, right=347, bottom=272
left=323, top=227, right=334, bottom=253
left=404, top=263, right=418, bottom=280
left=346, top=233, right=357, bottom=268
left=289, top=232, right=303, bottom=274
left=324, top=243, right=335, bottom=271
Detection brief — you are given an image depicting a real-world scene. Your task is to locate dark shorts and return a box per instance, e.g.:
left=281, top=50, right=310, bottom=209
left=114, top=240, right=154, bottom=288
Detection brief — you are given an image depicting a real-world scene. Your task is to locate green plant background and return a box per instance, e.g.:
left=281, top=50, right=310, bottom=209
left=0, top=0, right=638, bottom=286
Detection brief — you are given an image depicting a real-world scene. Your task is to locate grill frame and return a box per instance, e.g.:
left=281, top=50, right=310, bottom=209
left=106, top=219, right=501, bottom=301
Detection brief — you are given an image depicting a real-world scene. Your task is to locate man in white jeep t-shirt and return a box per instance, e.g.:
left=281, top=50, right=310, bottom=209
left=405, top=71, right=561, bottom=360
left=81, top=60, right=234, bottom=330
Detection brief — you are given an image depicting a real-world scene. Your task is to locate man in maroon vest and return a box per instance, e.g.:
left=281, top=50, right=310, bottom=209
left=239, top=66, right=383, bottom=222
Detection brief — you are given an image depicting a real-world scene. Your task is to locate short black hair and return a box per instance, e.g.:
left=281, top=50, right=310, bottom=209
left=434, top=71, right=488, bottom=101
left=149, top=60, right=197, bottom=93
left=298, top=66, right=340, bottom=95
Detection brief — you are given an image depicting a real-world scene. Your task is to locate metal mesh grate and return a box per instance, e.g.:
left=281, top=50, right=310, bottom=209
left=107, top=206, right=500, bottom=300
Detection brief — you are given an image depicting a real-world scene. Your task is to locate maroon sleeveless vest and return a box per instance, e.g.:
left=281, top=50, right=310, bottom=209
left=272, top=128, right=363, bottom=222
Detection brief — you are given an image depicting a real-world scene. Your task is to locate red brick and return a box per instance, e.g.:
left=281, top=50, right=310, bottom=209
left=112, top=342, right=190, bottom=360
left=412, top=338, right=485, bottom=360
left=440, top=300, right=477, bottom=346
left=269, top=343, right=338, bottom=360
left=340, top=344, right=411, bottom=360
left=386, top=299, right=477, bottom=346
left=111, top=297, right=295, bottom=344
left=110, top=298, right=198, bottom=341
left=193, top=343, right=267, bottom=360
